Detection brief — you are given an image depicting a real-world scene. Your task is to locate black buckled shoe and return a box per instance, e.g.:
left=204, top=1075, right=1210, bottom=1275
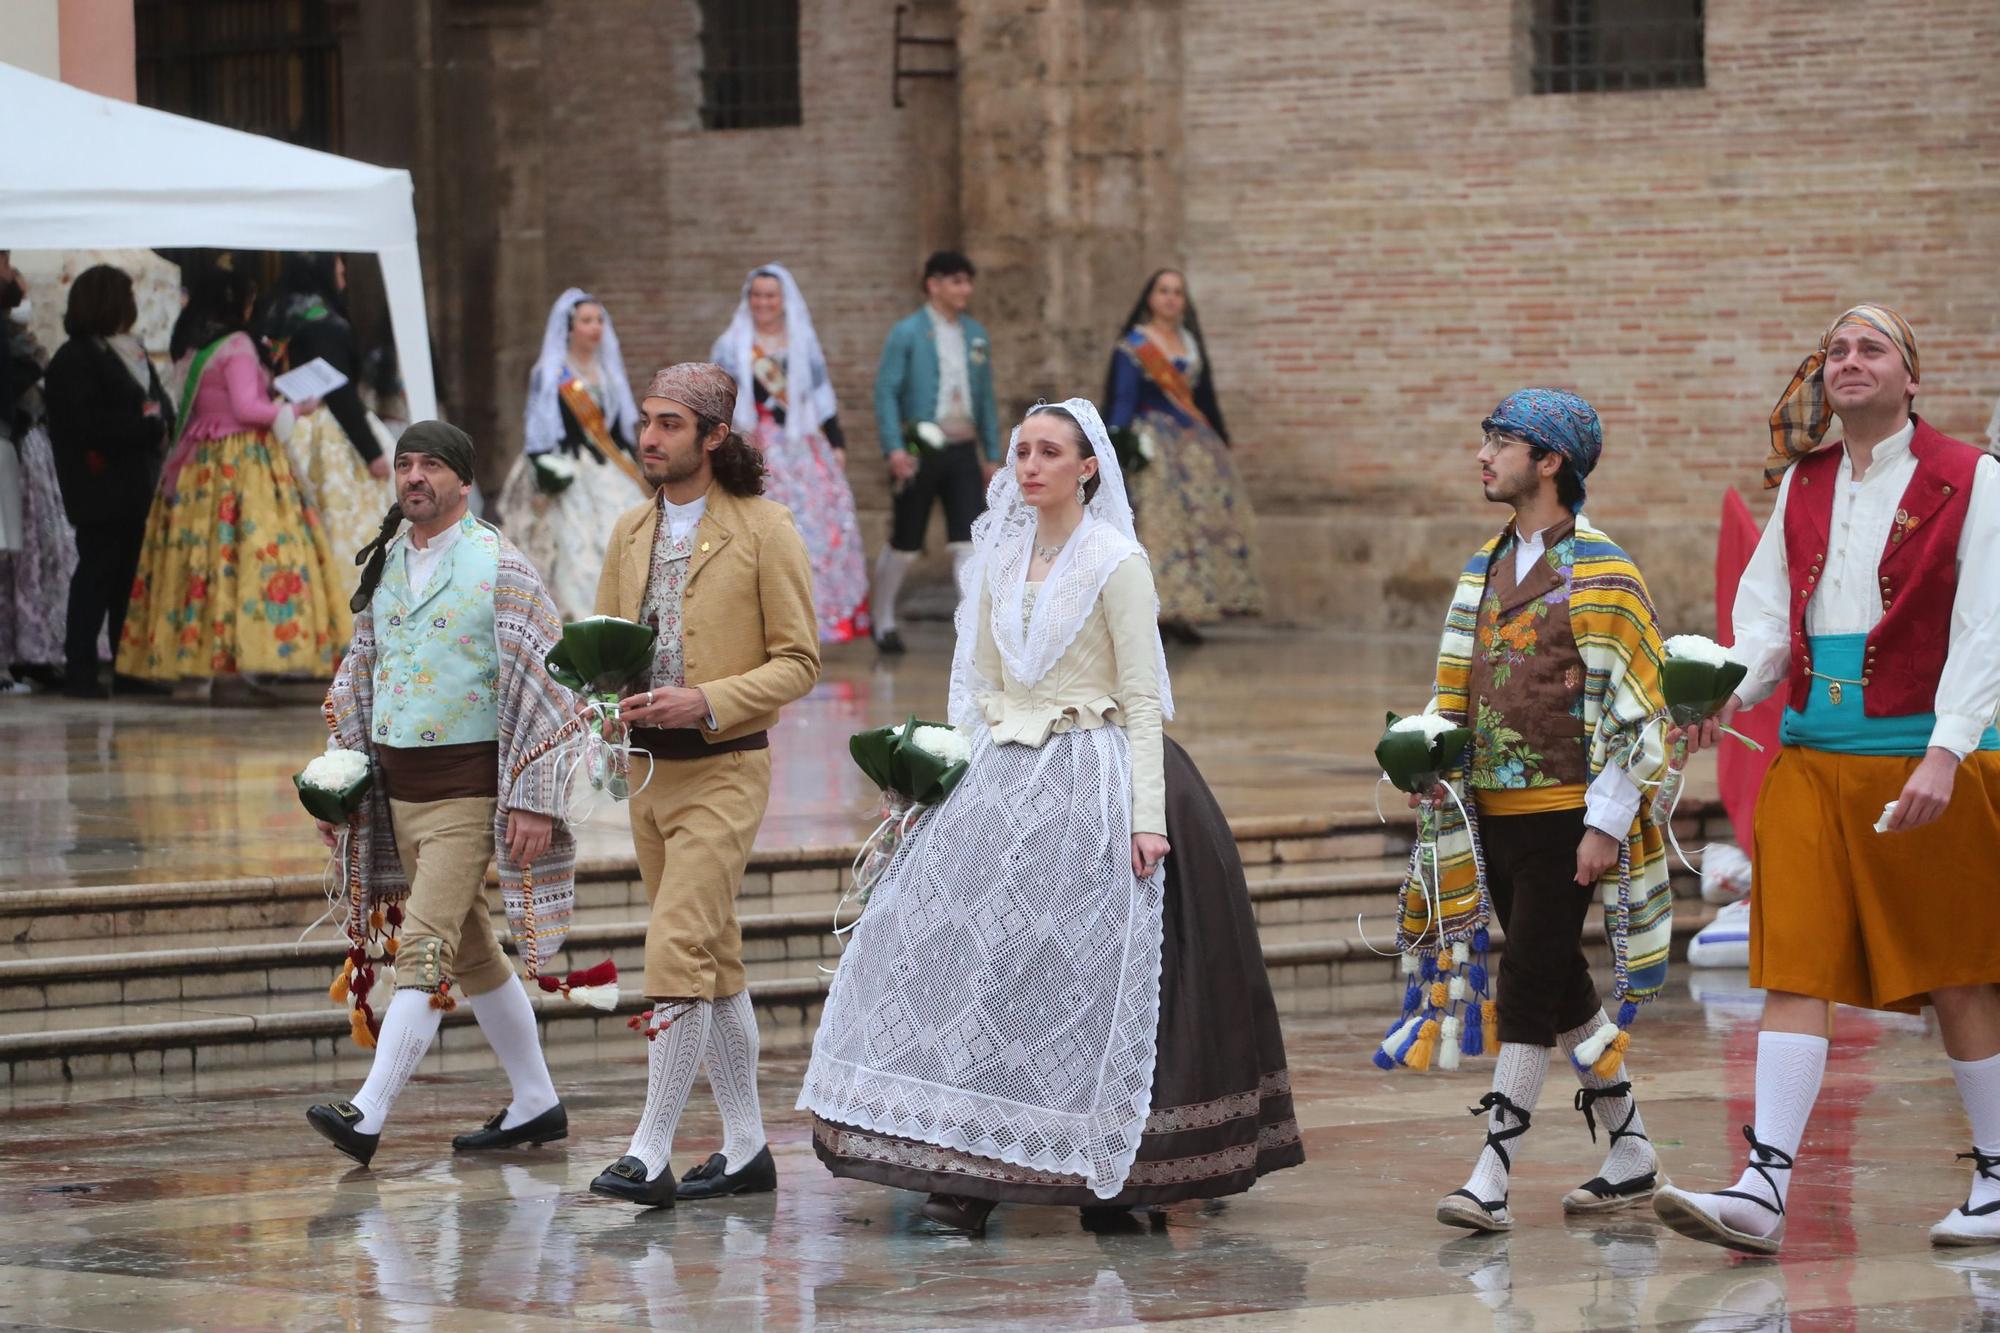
left=589, top=1155, right=676, bottom=1209
left=452, top=1102, right=568, bottom=1152
left=307, top=1102, right=380, bottom=1168
left=676, top=1146, right=777, bottom=1200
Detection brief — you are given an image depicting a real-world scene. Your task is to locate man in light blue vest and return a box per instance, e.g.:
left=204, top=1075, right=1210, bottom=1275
left=869, top=250, right=1000, bottom=653
left=306, top=420, right=581, bottom=1167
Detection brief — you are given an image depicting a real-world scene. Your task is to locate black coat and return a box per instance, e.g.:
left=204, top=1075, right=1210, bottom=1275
left=43, top=337, right=172, bottom=527
left=285, top=309, right=381, bottom=464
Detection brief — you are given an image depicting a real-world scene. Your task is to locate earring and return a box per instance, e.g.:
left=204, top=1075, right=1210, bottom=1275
left=1076, top=478, right=1088, bottom=506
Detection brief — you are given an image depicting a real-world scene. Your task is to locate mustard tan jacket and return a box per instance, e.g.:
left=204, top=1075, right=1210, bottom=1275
left=595, top=483, right=821, bottom=742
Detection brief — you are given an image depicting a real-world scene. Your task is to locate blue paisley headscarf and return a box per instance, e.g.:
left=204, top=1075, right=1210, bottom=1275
left=1481, top=388, right=1602, bottom=512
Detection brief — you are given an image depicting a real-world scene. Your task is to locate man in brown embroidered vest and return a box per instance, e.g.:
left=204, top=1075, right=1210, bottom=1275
left=587, top=363, right=820, bottom=1209
left=1432, top=389, right=1672, bottom=1235
left=1660, top=306, right=2000, bottom=1255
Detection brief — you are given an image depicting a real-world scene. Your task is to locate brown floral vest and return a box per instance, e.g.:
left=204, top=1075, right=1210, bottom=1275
left=1466, top=519, right=1591, bottom=793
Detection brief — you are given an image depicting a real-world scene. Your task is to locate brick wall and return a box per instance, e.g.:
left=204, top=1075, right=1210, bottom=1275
left=1179, top=0, right=2000, bottom=631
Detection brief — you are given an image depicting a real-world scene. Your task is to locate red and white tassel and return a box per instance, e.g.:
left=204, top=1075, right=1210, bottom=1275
left=536, top=958, right=621, bottom=1010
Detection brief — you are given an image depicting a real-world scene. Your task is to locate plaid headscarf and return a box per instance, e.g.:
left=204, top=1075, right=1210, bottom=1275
left=1765, top=304, right=1919, bottom=489
left=1482, top=388, right=1603, bottom=512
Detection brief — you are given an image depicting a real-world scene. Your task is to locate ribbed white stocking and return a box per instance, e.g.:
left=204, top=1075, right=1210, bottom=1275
left=871, top=548, right=916, bottom=632
left=702, top=989, right=767, bottom=1171
left=626, top=1001, right=712, bottom=1178
left=1952, top=1051, right=2000, bottom=1213
left=1558, top=1010, right=1653, bottom=1184
left=351, top=988, right=444, bottom=1134
left=1460, top=1042, right=1548, bottom=1205
left=1698, top=1030, right=1827, bottom=1236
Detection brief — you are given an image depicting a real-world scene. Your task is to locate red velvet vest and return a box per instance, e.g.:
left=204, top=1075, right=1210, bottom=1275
left=1781, top=416, right=1982, bottom=717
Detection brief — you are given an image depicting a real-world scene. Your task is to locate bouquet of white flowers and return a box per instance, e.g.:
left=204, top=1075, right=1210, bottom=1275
left=294, top=745, right=372, bottom=824
left=1375, top=711, right=1474, bottom=795
left=902, top=420, right=949, bottom=455
left=840, top=717, right=975, bottom=925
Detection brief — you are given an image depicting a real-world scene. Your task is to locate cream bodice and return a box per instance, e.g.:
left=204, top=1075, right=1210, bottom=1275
left=973, top=554, right=1165, bottom=835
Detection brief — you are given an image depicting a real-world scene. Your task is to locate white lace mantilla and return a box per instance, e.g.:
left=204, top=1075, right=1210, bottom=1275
left=798, top=722, right=1164, bottom=1196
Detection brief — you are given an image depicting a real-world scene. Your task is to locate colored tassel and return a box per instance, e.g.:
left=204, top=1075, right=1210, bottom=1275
left=1571, top=1021, right=1619, bottom=1071
left=1481, top=999, right=1500, bottom=1053
left=384, top=937, right=400, bottom=957
left=1440, top=1015, right=1464, bottom=1070
left=1429, top=981, right=1449, bottom=1010
left=1420, top=955, right=1439, bottom=982
left=429, top=980, right=458, bottom=1012
left=369, top=907, right=384, bottom=932
left=385, top=904, right=404, bottom=927
left=348, top=1008, right=375, bottom=1049
left=1618, top=1000, right=1639, bottom=1027
left=1472, top=928, right=1491, bottom=953
left=1381, top=1015, right=1424, bottom=1067
left=1448, top=975, right=1468, bottom=1003
left=1591, top=1031, right=1632, bottom=1080
left=1451, top=941, right=1470, bottom=966
left=329, top=958, right=353, bottom=1005
left=1437, top=950, right=1454, bottom=973
left=1373, top=1049, right=1396, bottom=1070
left=1461, top=1010, right=1485, bottom=1057
left=1407, top=1019, right=1441, bottom=1072
left=1400, top=954, right=1419, bottom=976
left=534, top=959, right=622, bottom=1009
left=1467, top=963, right=1489, bottom=996
left=1401, top=980, right=1422, bottom=1014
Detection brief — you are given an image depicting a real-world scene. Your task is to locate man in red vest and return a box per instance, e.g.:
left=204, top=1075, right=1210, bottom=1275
left=1657, top=305, right=2000, bottom=1254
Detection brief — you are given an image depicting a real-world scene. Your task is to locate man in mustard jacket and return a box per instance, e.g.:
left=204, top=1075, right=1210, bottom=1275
left=587, top=362, right=820, bottom=1209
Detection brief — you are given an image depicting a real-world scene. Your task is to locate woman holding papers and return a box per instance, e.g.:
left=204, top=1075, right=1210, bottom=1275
left=116, top=265, right=349, bottom=686
left=268, top=252, right=395, bottom=607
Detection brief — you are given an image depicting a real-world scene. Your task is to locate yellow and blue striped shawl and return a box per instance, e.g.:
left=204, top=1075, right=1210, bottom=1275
left=1381, top=518, right=1671, bottom=1069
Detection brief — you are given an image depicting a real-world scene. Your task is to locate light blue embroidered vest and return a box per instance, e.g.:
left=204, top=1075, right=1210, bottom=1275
left=370, top=517, right=502, bottom=747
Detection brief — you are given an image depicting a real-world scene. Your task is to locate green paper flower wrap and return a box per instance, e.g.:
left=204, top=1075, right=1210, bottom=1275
left=1659, top=635, right=1750, bottom=728
left=532, top=453, right=577, bottom=495
left=849, top=715, right=973, bottom=807
left=294, top=749, right=373, bottom=824
left=902, top=420, right=949, bottom=455
left=544, top=615, right=658, bottom=703
left=1375, top=712, right=1475, bottom=795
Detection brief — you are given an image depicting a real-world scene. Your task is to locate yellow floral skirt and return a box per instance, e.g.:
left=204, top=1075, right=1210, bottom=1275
left=284, top=406, right=395, bottom=610
left=116, top=428, right=350, bottom=681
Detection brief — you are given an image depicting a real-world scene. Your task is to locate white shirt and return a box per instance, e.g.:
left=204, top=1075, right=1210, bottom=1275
left=1731, top=419, right=2000, bottom=756
left=663, top=493, right=707, bottom=542
left=1505, top=520, right=1643, bottom=838
left=404, top=520, right=463, bottom=597
left=927, top=305, right=973, bottom=429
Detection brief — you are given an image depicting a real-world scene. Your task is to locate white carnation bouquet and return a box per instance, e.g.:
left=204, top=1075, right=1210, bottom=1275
left=836, top=717, right=975, bottom=935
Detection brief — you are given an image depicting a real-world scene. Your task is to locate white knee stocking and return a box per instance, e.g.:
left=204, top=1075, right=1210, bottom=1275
left=468, top=977, right=560, bottom=1128
left=351, top=988, right=445, bottom=1134
left=1951, top=1050, right=2000, bottom=1213
left=626, top=1001, right=712, bottom=1178
left=1461, top=1042, right=1548, bottom=1204
left=871, top=548, right=916, bottom=632
left=702, top=989, right=768, bottom=1171
left=1558, top=1010, right=1653, bottom=1184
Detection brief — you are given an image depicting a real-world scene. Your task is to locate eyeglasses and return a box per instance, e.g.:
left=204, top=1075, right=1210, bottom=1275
left=1479, top=431, right=1533, bottom=454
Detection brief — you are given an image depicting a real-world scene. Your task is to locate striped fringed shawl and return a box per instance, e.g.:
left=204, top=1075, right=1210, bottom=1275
left=325, top=524, right=581, bottom=970
left=1399, top=518, right=1673, bottom=1003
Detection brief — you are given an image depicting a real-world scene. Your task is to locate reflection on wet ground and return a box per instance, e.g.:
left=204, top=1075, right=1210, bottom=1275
left=0, top=982, right=1990, bottom=1329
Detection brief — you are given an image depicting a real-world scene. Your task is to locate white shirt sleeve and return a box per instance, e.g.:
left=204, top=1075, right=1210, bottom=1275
left=1584, top=760, right=1643, bottom=838
left=1931, top=454, right=2000, bottom=757
left=1729, top=469, right=1796, bottom=710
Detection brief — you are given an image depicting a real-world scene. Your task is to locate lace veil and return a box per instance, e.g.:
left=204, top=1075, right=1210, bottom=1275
left=710, top=263, right=839, bottom=447
left=947, top=396, right=1175, bottom=734
left=522, top=287, right=640, bottom=457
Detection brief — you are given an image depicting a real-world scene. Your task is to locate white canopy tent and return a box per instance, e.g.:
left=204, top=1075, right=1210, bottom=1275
left=0, top=61, right=436, bottom=421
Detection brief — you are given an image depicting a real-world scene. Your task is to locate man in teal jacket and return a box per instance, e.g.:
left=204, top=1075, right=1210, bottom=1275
left=869, top=251, right=1000, bottom=653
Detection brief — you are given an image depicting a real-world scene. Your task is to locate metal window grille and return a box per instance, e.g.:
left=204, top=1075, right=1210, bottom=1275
left=699, top=0, right=803, bottom=131
left=136, top=0, right=342, bottom=150
left=1530, top=0, right=1704, bottom=95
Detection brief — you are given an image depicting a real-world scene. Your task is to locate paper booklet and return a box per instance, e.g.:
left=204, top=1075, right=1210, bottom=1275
left=273, top=357, right=349, bottom=403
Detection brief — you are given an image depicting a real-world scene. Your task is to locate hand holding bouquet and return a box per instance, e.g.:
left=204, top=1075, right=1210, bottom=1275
left=295, top=745, right=373, bottom=824
left=1660, top=634, right=1763, bottom=752
left=845, top=717, right=974, bottom=909
left=543, top=615, right=659, bottom=802
left=1375, top=711, right=1475, bottom=798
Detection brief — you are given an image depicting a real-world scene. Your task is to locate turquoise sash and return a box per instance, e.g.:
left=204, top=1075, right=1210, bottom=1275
left=1781, top=634, right=2000, bottom=756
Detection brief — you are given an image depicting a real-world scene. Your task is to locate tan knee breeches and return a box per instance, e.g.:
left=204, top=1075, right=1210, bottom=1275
left=628, top=749, right=772, bottom=1000
left=389, top=796, right=514, bottom=999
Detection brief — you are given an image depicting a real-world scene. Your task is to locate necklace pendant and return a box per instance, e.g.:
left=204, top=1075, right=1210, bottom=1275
left=1828, top=681, right=1843, bottom=706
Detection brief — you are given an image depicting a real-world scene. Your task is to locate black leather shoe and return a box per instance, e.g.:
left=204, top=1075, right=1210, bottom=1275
left=590, top=1155, right=676, bottom=1208
left=874, top=629, right=907, bottom=655
left=917, top=1192, right=996, bottom=1235
left=307, top=1102, right=380, bottom=1168
left=676, top=1146, right=777, bottom=1200
left=452, top=1102, right=568, bottom=1152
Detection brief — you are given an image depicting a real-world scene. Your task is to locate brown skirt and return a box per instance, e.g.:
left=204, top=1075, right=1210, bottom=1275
left=812, top=736, right=1304, bottom=1206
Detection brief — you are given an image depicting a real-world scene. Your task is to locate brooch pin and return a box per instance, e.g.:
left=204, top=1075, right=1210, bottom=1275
left=1891, top=508, right=1919, bottom=544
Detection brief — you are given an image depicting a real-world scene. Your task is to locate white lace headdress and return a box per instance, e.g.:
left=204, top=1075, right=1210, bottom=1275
left=523, top=287, right=640, bottom=457
left=710, top=262, right=839, bottom=446
left=948, top=396, right=1174, bottom=734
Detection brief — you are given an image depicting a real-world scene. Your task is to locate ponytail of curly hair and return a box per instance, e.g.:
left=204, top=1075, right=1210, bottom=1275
left=698, top=412, right=767, bottom=497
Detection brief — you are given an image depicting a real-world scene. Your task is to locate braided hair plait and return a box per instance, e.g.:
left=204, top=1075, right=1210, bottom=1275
left=350, top=502, right=406, bottom=614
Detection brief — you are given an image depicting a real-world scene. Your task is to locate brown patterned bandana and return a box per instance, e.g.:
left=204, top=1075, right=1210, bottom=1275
left=1764, top=304, right=1919, bottom=489
left=643, top=362, right=738, bottom=425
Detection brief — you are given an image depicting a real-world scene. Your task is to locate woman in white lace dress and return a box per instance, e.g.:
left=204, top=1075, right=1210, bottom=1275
left=498, top=289, right=648, bottom=621
left=800, top=398, right=1300, bottom=1235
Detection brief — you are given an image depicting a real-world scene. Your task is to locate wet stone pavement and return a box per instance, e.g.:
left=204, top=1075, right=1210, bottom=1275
left=2, top=980, right=1997, bottom=1330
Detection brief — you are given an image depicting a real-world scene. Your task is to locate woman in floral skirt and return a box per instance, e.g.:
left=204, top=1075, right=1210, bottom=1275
left=117, top=267, right=348, bottom=684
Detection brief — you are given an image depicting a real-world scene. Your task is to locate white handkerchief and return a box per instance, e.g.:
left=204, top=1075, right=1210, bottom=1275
left=1873, top=801, right=1899, bottom=834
